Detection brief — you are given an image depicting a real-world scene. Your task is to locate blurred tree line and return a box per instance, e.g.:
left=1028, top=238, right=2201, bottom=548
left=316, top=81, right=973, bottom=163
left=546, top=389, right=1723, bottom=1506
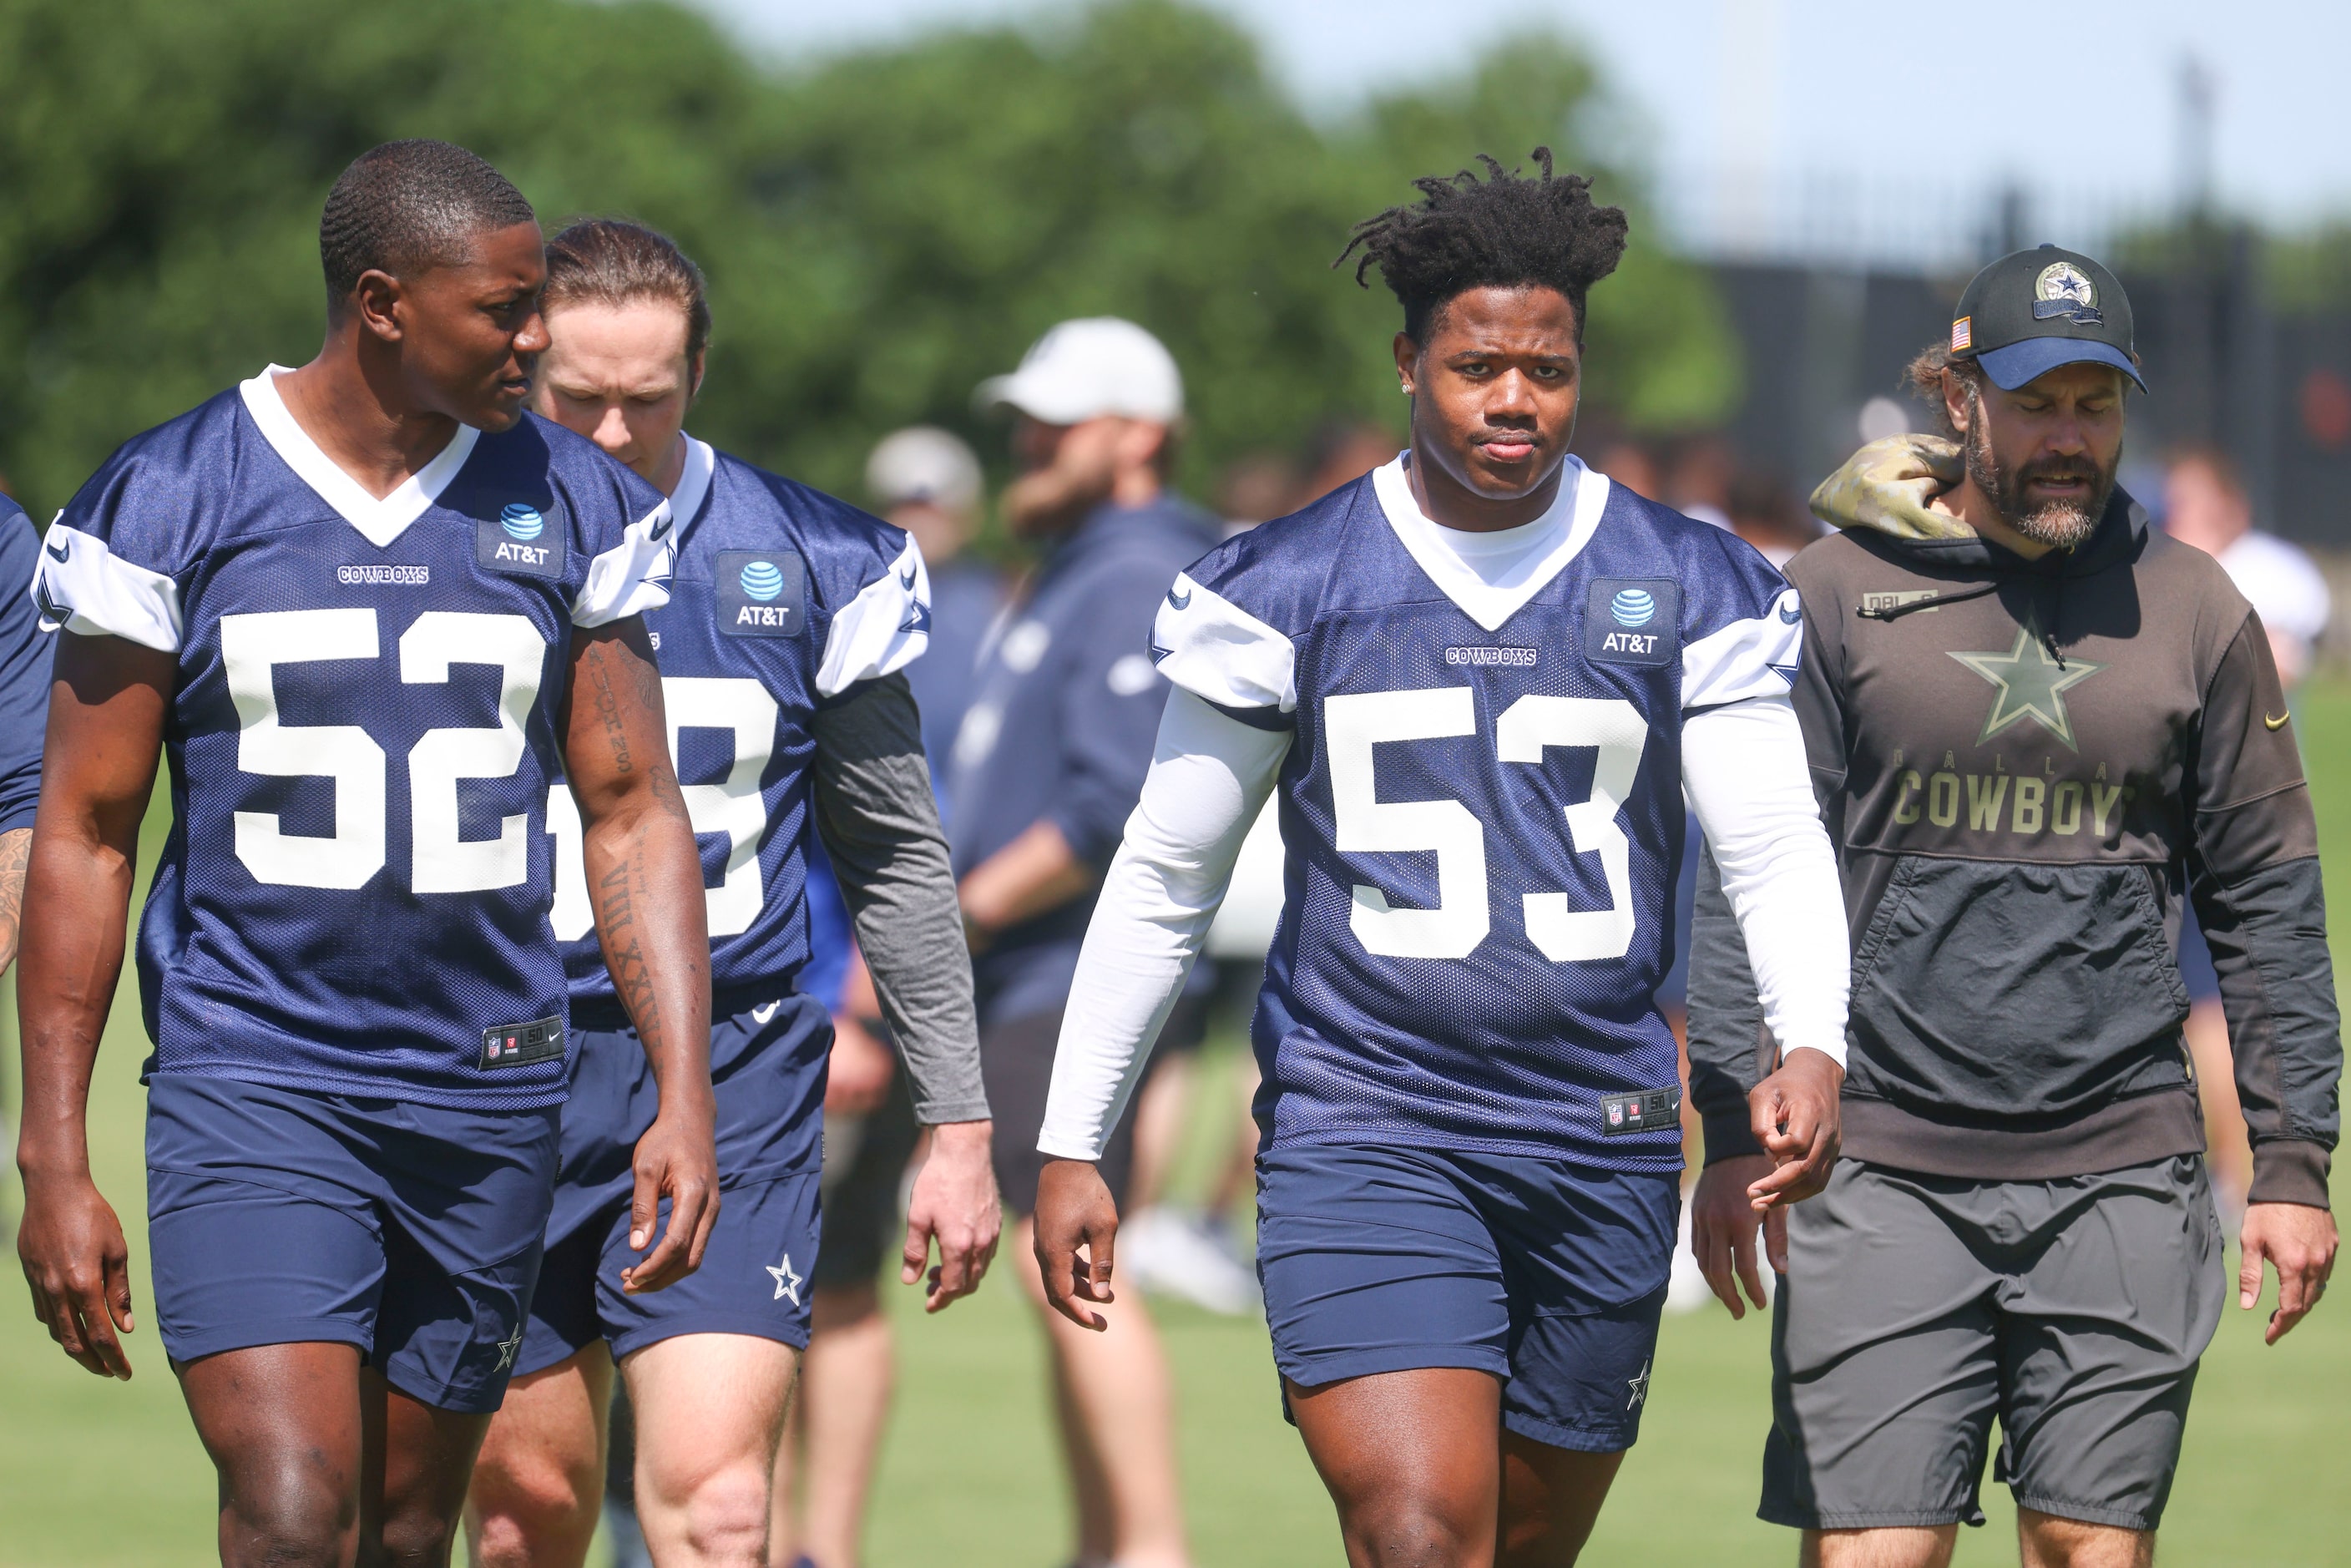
left=0, top=0, right=1739, bottom=518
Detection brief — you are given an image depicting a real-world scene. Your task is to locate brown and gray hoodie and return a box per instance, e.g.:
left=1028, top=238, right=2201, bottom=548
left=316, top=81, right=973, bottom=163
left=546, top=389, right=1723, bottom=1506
left=1688, top=435, right=2342, bottom=1206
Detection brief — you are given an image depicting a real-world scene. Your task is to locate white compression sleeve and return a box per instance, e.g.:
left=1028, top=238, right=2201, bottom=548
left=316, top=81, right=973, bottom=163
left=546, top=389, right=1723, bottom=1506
left=1037, top=689, right=1292, bottom=1161
left=1681, top=694, right=1851, bottom=1069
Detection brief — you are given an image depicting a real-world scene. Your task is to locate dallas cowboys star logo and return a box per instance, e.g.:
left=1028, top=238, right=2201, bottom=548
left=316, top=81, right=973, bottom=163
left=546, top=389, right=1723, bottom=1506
left=1948, top=619, right=2106, bottom=751
left=493, top=1318, right=525, bottom=1372
left=766, top=1250, right=804, bottom=1306
left=1627, top=1359, right=1651, bottom=1411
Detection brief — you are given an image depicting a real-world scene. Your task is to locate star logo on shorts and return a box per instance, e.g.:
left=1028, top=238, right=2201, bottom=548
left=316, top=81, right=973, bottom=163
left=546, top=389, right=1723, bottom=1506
left=766, top=1251, right=804, bottom=1306
left=493, top=1318, right=525, bottom=1372
left=1626, top=1359, right=1651, bottom=1411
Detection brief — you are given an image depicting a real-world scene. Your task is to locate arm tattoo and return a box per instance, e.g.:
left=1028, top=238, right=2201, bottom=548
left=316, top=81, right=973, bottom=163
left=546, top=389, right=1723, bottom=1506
left=0, top=827, right=27, bottom=977
left=597, top=854, right=665, bottom=1049
left=586, top=649, right=635, bottom=776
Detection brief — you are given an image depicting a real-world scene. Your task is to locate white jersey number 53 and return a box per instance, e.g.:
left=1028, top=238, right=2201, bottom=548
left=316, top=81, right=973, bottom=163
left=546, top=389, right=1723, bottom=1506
left=1325, top=688, right=1647, bottom=963
left=544, top=675, right=779, bottom=941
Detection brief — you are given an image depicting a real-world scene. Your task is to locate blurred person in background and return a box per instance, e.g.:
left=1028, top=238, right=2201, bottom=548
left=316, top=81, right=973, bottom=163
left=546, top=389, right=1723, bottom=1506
left=465, top=220, right=997, bottom=1568
left=2162, top=444, right=2334, bottom=1217
left=1585, top=424, right=1665, bottom=502
left=951, top=316, right=1217, bottom=1568
left=1298, top=418, right=1400, bottom=506
left=1666, top=431, right=1737, bottom=531
left=2163, top=446, right=2331, bottom=688
left=1216, top=449, right=1307, bottom=534
left=1727, top=468, right=1820, bottom=570
left=768, top=426, right=1006, bottom=1568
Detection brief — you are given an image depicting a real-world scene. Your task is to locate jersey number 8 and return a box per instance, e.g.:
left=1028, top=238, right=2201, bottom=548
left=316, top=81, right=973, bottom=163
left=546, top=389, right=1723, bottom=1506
left=544, top=676, right=780, bottom=942
left=1327, top=688, right=1648, bottom=963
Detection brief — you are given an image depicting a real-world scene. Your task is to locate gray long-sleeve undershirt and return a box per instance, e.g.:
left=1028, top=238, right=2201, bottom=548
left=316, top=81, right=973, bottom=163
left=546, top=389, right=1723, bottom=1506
left=809, top=671, right=990, bottom=1125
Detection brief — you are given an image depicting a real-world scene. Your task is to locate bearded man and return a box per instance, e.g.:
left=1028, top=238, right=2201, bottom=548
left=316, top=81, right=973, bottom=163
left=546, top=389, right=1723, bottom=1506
left=1686, top=246, right=2340, bottom=1568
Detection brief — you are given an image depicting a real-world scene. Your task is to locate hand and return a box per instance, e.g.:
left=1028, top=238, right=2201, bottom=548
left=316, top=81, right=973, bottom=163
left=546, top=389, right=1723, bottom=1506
left=825, top=1016, right=896, bottom=1116
left=2239, top=1201, right=2338, bottom=1345
left=1034, top=1156, right=1120, bottom=1331
left=902, top=1120, right=1002, bottom=1312
left=17, top=1166, right=136, bottom=1378
left=620, top=1099, right=720, bottom=1294
left=1691, top=1155, right=1778, bottom=1318
left=1747, top=1047, right=1843, bottom=1211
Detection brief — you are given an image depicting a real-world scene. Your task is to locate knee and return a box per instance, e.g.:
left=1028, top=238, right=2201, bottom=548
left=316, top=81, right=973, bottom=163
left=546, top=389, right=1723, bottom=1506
left=1342, top=1495, right=1489, bottom=1568
left=220, top=1455, right=359, bottom=1567
left=645, top=1461, right=772, bottom=1567
left=467, top=1444, right=602, bottom=1564
left=367, top=1509, right=459, bottom=1568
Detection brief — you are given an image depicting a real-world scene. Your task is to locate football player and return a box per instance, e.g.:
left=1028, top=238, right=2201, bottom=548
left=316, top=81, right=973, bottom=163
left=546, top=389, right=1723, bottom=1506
left=463, top=220, right=997, bottom=1568
left=1031, top=150, right=1852, bottom=1563
left=15, top=143, right=717, bottom=1565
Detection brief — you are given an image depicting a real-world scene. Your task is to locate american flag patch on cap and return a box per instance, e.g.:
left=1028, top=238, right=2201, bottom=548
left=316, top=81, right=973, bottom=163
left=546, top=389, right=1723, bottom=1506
left=1951, top=316, right=1974, bottom=352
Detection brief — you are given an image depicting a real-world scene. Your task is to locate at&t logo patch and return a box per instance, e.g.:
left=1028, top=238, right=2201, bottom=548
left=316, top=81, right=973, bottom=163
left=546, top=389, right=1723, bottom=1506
left=1585, top=579, right=1679, bottom=667
left=716, top=549, right=806, bottom=638
left=476, top=502, right=564, bottom=578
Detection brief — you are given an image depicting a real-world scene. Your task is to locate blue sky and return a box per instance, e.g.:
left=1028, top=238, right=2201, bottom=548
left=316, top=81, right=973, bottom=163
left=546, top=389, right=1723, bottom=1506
left=689, top=0, right=2351, bottom=246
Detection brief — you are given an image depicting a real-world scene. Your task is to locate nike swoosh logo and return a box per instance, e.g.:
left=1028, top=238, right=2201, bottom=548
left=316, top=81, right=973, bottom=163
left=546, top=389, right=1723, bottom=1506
left=751, top=1000, right=781, bottom=1024
left=649, top=509, right=673, bottom=541
left=44, top=535, right=68, bottom=563
left=1777, top=602, right=1801, bottom=625
left=2265, top=711, right=2291, bottom=731
left=899, top=566, right=918, bottom=589
left=1166, top=586, right=1191, bottom=610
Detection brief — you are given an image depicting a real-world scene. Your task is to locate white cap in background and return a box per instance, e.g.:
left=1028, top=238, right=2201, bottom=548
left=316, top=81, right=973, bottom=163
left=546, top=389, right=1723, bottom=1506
left=867, top=426, right=983, bottom=514
left=977, top=317, right=1184, bottom=425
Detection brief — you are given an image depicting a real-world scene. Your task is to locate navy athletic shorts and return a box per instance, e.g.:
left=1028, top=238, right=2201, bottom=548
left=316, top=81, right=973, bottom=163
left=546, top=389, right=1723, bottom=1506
left=1255, top=1142, right=1679, bottom=1454
left=145, top=1075, right=560, bottom=1414
left=515, top=994, right=829, bottom=1375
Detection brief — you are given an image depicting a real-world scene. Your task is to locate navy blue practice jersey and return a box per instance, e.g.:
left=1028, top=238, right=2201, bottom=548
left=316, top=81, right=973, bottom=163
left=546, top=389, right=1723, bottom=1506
left=30, top=367, right=673, bottom=1109
left=546, top=437, right=927, bottom=1055
left=1151, top=456, right=1798, bottom=1170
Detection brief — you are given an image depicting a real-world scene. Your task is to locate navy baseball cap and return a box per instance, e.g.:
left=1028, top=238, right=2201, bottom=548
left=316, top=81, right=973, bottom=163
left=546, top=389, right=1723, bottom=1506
left=1949, top=245, right=2145, bottom=392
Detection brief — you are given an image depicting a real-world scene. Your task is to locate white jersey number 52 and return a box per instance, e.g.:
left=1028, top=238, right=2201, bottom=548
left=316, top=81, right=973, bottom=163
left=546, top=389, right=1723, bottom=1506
left=545, top=675, right=779, bottom=941
left=1324, top=688, right=1646, bottom=963
left=223, top=608, right=544, bottom=894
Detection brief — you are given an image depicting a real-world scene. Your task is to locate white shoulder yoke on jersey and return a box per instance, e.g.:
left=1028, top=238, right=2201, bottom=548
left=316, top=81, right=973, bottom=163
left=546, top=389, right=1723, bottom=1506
left=31, top=521, right=184, bottom=650
left=1034, top=686, right=1848, bottom=1162
left=817, top=534, right=931, bottom=699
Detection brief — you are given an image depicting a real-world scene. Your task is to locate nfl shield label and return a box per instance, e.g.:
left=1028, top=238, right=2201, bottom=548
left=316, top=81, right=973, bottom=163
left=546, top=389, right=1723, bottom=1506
left=1585, top=579, right=1680, bottom=668
left=476, top=502, right=564, bottom=579
left=481, top=1015, right=564, bottom=1070
left=1600, top=1085, right=1681, bottom=1136
left=716, top=549, right=806, bottom=638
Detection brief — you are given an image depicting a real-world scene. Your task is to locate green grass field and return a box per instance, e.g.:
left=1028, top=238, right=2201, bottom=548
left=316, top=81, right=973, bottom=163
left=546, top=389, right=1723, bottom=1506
left=6, top=691, right=2351, bottom=1566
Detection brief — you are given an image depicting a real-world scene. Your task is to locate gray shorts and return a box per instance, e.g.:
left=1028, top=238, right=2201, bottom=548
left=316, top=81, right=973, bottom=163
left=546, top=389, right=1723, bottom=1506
left=1762, top=1155, right=2223, bottom=1534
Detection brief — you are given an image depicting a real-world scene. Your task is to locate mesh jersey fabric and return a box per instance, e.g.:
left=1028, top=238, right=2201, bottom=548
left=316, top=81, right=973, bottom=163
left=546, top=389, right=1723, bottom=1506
left=30, top=371, right=672, bottom=1108
left=1150, top=456, right=1797, bottom=1169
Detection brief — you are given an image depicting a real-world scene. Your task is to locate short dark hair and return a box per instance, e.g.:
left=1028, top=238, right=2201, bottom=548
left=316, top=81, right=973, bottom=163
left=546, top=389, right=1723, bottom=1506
left=1336, top=148, right=1629, bottom=343
left=1904, top=340, right=1985, bottom=437
left=318, top=139, right=537, bottom=307
left=543, top=219, right=712, bottom=367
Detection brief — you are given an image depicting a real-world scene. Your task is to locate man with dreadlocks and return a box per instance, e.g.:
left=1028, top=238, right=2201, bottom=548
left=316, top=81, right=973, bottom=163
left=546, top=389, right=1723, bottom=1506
left=1030, top=149, right=1853, bottom=1561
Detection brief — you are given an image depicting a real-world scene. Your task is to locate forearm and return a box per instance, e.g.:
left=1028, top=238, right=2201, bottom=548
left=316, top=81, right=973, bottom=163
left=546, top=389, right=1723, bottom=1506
left=17, top=827, right=134, bottom=1176
left=566, top=620, right=710, bottom=1101
left=580, top=797, right=711, bottom=1095
left=2196, top=855, right=2341, bottom=1207
left=0, top=827, right=28, bottom=977
left=1685, top=846, right=1770, bottom=1161
left=959, top=819, right=1095, bottom=933
left=1039, top=690, right=1289, bottom=1161
left=810, top=674, right=988, bottom=1125
left=1683, top=695, right=1851, bottom=1072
